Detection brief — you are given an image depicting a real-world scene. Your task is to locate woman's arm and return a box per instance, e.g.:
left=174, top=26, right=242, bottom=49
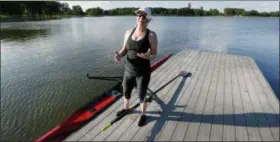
left=148, top=30, right=158, bottom=60
left=118, top=29, right=132, bottom=57
left=114, top=29, right=132, bottom=63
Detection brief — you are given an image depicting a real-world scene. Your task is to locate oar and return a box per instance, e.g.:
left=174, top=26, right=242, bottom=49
left=100, top=70, right=191, bottom=131
left=86, top=73, right=123, bottom=82
left=145, top=70, right=191, bottom=102
left=149, top=70, right=191, bottom=95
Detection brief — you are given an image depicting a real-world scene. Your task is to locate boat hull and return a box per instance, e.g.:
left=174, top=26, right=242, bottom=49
left=35, top=53, right=172, bottom=142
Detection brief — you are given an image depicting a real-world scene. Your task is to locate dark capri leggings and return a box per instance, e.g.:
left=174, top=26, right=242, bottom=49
left=122, top=71, right=151, bottom=103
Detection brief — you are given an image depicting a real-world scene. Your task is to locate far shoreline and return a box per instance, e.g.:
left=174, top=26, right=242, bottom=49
left=1, top=15, right=279, bottom=22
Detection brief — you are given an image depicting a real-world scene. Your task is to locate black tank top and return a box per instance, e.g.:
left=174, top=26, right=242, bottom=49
left=125, top=28, right=151, bottom=75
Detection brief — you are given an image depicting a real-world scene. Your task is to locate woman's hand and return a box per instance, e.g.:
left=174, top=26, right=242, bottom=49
left=137, top=49, right=153, bottom=60
left=114, top=51, right=122, bottom=63
left=137, top=52, right=150, bottom=60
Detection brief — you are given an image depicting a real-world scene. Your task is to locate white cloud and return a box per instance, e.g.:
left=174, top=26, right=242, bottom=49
left=163, top=2, right=169, bottom=5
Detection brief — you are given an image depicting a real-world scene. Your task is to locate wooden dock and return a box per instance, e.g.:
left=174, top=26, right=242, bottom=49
left=64, top=48, right=279, bottom=141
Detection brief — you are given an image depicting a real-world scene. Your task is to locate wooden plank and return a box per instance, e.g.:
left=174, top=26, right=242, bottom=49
left=74, top=49, right=190, bottom=141
left=247, top=59, right=279, bottom=114
left=196, top=52, right=220, bottom=141
left=197, top=52, right=221, bottom=141
left=155, top=51, right=217, bottom=141
left=222, top=54, right=235, bottom=141
left=169, top=51, right=212, bottom=141
left=229, top=54, right=249, bottom=141
left=65, top=49, right=279, bottom=142
left=65, top=90, right=138, bottom=141
left=163, top=50, right=212, bottom=141
left=181, top=52, right=215, bottom=141
left=239, top=56, right=275, bottom=141
left=130, top=50, right=202, bottom=141
left=183, top=52, right=218, bottom=141
left=143, top=50, right=209, bottom=142
left=248, top=57, right=280, bottom=131
left=248, top=57, right=279, bottom=142
left=234, top=55, right=262, bottom=141
left=113, top=49, right=197, bottom=141
left=65, top=92, right=133, bottom=141
left=172, top=52, right=215, bottom=141
left=100, top=49, right=197, bottom=141
left=130, top=50, right=205, bottom=142
left=144, top=50, right=203, bottom=141
left=209, top=53, right=225, bottom=141
left=244, top=56, right=279, bottom=141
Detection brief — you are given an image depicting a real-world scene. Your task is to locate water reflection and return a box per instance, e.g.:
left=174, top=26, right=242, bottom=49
left=0, top=28, right=49, bottom=42
left=198, top=18, right=233, bottom=53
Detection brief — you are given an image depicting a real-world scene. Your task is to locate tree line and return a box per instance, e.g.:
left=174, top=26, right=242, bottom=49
left=0, top=1, right=84, bottom=17
left=1, top=1, right=279, bottom=18
left=223, top=8, right=279, bottom=17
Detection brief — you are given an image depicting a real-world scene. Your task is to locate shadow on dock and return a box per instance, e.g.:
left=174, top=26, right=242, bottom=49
left=131, top=75, right=279, bottom=141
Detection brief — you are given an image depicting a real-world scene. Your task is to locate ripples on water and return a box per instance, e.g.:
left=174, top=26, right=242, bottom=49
left=1, top=17, right=279, bottom=141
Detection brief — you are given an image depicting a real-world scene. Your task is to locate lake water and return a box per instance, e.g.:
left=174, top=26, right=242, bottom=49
left=1, top=16, right=279, bottom=141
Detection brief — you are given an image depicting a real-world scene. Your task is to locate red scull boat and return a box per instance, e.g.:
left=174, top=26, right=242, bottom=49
left=35, top=53, right=172, bottom=142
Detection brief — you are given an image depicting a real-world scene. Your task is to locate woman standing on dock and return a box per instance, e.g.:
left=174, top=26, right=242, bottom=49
left=114, top=7, right=158, bottom=126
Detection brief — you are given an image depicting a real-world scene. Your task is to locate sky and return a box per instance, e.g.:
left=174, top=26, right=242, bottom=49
left=60, top=1, right=279, bottom=12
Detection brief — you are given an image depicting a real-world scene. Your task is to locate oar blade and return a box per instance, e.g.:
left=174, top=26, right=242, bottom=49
left=179, top=70, right=192, bottom=77
left=101, top=123, right=112, bottom=132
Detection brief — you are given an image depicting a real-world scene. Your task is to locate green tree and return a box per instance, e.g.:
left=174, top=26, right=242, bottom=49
left=224, top=8, right=246, bottom=16
left=60, top=3, right=71, bottom=14
left=0, top=1, right=25, bottom=16
left=72, top=5, right=84, bottom=16
left=260, top=12, right=270, bottom=17
left=224, top=8, right=234, bottom=16
left=193, top=8, right=203, bottom=16
left=24, top=1, right=46, bottom=16
left=180, top=7, right=194, bottom=16
left=209, top=9, right=220, bottom=16
left=86, top=7, right=103, bottom=16
left=242, top=10, right=259, bottom=16
left=44, top=1, right=62, bottom=16
left=269, top=11, right=279, bottom=17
